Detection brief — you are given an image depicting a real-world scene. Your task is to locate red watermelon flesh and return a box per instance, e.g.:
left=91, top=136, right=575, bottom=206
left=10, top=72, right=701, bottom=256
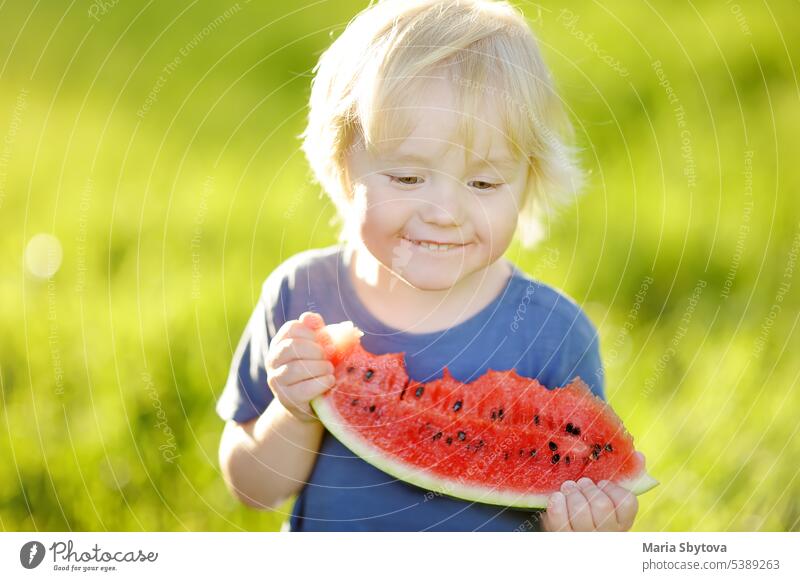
left=311, top=322, right=658, bottom=509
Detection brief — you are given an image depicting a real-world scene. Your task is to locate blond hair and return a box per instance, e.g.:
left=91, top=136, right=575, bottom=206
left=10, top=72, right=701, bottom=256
left=299, top=0, right=582, bottom=249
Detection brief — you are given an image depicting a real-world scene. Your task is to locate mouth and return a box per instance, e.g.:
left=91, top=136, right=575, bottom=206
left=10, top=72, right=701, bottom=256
left=401, top=237, right=469, bottom=253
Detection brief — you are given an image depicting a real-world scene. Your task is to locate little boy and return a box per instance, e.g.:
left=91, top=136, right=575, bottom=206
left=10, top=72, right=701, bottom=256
left=217, top=0, right=641, bottom=531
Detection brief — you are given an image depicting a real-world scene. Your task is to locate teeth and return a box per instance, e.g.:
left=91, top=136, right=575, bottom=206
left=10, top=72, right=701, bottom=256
left=406, top=238, right=460, bottom=251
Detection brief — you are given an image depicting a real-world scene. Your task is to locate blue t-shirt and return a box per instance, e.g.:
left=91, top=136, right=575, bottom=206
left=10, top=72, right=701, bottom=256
left=216, top=244, right=605, bottom=531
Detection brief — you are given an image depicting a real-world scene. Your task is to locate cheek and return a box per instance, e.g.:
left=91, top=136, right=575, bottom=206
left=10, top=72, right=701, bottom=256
left=473, top=194, right=521, bottom=244
left=351, top=182, right=413, bottom=238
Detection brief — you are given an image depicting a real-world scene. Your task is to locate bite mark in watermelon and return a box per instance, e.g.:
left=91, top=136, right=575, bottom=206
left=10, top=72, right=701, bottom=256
left=311, top=322, right=658, bottom=509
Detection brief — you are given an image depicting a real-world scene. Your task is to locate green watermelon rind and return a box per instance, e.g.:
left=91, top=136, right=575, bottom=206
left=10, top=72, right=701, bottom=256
left=311, top=395, right=659, bottom=510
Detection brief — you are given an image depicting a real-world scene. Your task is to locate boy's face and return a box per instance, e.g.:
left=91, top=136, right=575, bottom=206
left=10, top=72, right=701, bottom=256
left=344, top=77, right=529, bottom=292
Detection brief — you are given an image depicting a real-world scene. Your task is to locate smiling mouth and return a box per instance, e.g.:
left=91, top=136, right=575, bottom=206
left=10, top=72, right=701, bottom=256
left=402, top=237, right=468, bottom=252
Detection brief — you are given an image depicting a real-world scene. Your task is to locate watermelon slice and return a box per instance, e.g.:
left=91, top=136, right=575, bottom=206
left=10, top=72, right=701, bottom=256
left=311, top=321, right=658, bottom=509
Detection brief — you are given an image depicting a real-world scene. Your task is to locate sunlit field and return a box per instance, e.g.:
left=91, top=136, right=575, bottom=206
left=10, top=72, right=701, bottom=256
left=1, top=1, right=798, bottom=532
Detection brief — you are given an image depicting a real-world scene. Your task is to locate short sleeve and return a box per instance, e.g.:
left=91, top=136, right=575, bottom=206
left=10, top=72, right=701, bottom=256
left=215, top=270, right=289, bottom=423
left=562, top=313, right=605, bottom=401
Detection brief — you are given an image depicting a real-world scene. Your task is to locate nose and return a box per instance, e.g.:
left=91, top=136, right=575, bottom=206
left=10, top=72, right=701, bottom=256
left=418, top=176, right=466, bottom=228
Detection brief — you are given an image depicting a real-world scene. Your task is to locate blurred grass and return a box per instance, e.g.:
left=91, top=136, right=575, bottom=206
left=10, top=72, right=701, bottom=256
left=0, top=0, right=798, bottom=531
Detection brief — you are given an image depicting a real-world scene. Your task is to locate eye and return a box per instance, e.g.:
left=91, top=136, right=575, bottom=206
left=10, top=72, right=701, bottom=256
left=469, top=180, right=502, bottom=191
left=387, top=175, right=424, bottom=186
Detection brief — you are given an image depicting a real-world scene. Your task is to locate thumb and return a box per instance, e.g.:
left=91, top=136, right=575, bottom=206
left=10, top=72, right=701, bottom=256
left=300, top=311, right=325, bottom=331
left=300, top=312, right=335, bottom=358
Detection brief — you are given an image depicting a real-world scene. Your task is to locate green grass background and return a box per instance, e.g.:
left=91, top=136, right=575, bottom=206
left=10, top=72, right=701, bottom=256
left=1, top=0, right=798, bottom=531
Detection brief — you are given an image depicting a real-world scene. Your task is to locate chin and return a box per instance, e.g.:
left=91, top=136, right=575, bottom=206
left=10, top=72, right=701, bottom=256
left=393, top=267, right=462, bottom=291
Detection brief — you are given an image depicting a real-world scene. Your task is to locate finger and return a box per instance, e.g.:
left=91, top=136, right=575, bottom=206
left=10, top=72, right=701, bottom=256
left=577, top=477, right=620, bottom=531
left=300, top=311, right=325, bottom=331
left=269, top=338, right=328, bottom=368
left=562, top=480, right=594, bottom=531
left=273, top=359, right=335, bottom=387
left=274, top=318, right=313, bottom=341
left=598, top=481, right=639, bottom=531
left=285, top=374, right=336, bottom=407
left=313, top=326, right=337, bottom=359
left=543, top=492, right=572, bottom=532
left=271, top=321, right=318, bottom=357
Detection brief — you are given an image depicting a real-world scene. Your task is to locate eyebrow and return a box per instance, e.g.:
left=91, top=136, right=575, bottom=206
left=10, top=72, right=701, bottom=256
left=381, top=152, right=521, bottom=173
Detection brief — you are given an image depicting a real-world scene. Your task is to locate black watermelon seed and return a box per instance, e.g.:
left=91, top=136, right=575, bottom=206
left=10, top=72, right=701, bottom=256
left=604, top=443, right=613, bottom=452
left=551, top=454, right=560, bottom=464
left=530, top=449, right=537, bottom=457
left=564, top=423, right=581, bottom=436
left=446, top=436, right=453, bottom=445
left=565, top=455, right=571, bottom=465
left=457, top=431, right=466, bottom=441
left=498, top=408, right=504, bottom=419
left=591, top=450, right=600, bottom=460
left=432, top=432, right=443, bottom=441
left=504, top=452, right=509, bottom=461
left=346, top=366, right=355, bottom=373
left=453, top=400, right=463, bottom=412
left=534, top=415, right=540, bottom=425
left=519, top=449, right=524, bottom=456
left=399, top=382, right=408, bottom=400
left=415, top=386, right=425, bottom=398
left=368, top=405, right=376, bottom=412
left=351, top=398, right=359, bottom=406
left=364, top=369, right=374, bottom=380
left=490, top=410, right=497, bottom=420
left=548, top=441, right=558, bottom=451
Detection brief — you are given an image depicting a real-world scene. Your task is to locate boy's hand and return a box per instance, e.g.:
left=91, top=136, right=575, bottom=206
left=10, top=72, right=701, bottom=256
left=265, top=311, right=336, bottom=423
left=541, top=452, right=645, bottom=531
